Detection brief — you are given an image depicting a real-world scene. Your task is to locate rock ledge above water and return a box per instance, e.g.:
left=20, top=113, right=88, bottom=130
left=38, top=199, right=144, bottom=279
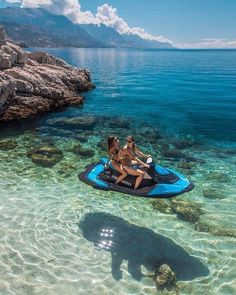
left=0, top=26, right=94, bottom=122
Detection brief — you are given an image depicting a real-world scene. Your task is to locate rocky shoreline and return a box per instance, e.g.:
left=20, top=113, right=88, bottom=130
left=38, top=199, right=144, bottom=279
left=0, top=26, right=94, bottom=122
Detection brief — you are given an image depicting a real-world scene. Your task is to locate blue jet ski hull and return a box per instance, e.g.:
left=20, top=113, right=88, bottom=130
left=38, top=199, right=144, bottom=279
left=78, top=157, right=194, bottom=198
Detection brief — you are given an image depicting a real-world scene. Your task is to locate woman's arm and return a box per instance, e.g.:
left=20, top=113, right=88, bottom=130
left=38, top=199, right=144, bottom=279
left=108, top=148, right=115, bottom=161
left=134, top=156, right=149, bottom=168
left=124, top=148, right=149, bottom=168
left=134, top=145, right=149, bottom=158
left=107, top=148, right=115, bottom=168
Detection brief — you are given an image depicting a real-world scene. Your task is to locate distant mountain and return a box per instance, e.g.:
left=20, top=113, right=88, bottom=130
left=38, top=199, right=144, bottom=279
left=79, top=24, right=124, bottom=47
left=0, top=7, right=104, bottom=47
left=80, top=24, right=173, bottom=49
left=122, top=33, right=173, bottom=49
left=0, top=7, right=173, bottom=49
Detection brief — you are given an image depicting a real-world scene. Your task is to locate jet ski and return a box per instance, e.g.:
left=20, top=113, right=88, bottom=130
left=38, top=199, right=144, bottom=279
left=78, top=157, right=194, bottom=198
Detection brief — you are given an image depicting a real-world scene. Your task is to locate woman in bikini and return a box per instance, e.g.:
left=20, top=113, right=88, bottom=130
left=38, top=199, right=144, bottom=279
left=121, top=136, right=151, bottom=190
left=124, top=135, right=151, bottom=163
left=107, top=136, right=128, bottom=185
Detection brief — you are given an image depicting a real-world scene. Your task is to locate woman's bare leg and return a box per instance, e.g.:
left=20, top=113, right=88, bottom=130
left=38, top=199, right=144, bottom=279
left=143, top=172, right=152, bottom=179
left=111, top=161, right=128, bottom=184
left=123, top=167, right=144, bottom=189
left=134, top=175, right=143, bottom=189
left=115, top=172, right=128, bottom=184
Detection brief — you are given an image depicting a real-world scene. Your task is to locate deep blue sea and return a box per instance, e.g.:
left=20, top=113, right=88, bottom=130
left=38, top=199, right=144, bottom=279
left=0, top=48, right=236, bottom=295
left=37, top=48, right=236, bottom=144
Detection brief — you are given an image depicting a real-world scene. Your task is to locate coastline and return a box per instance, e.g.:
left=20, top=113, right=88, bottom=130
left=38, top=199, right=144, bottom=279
left=0, top=27, right=95, bottom=122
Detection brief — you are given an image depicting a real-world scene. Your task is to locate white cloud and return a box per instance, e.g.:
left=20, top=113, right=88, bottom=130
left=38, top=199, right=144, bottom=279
left=177, top=38, right=236, bottom=49
left=95, top=4, right=130, bottom=33
left=5, top=0, right=21, bottom=3
left=21, top=0, right=52, bottom=7
left=95, top=4, right=171, bottom=43
left=5, top=0, right=20, bottom=2
left=128, top=27, right=171, bottom=43
left=5, top=0, right=170, bottom=43
left=6, top=0, right=97, bottom=23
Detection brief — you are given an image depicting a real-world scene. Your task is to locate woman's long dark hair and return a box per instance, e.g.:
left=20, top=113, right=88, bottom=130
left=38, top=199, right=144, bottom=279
left=107, top=136, right=116, bottom=153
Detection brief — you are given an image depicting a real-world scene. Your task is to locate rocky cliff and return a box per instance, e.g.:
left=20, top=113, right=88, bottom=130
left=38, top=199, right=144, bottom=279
left=0, top=7, right=104, bottom=48
left=0, top=27, right=94, bottom=122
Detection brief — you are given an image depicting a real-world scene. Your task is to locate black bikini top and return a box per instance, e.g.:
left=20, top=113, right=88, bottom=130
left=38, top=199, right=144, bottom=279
left=114, top=148, right=120, bottom=154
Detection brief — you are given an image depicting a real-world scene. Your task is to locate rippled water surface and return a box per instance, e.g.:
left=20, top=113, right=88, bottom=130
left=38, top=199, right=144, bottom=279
left=0, top=48, right=236, bottom=294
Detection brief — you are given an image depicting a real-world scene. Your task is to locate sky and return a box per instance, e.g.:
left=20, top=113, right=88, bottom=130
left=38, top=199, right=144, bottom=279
left=1, top=0, right=236, bottom=48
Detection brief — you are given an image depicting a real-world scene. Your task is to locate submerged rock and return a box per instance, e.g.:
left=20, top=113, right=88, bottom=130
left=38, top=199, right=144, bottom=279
left=39, top=126, right=74, bottom=138
left=73, top=134, right=88, bottom=143
left=151, top=199, right=173, bottom=214
left=177, top=161, right=195, bottom=170
left=73, top=144, right=95, bottom=158
left=206, top=172, right=231, bottom=183
left=137, top=129, right=162, bottom=144
left=162, top=148, right=185, bottom=159
left=170, top=199, right=203, bottom=224
left=214, top=148, right=236, bottom=157
left=0, top=139, right=17, bottom=150
left=27, top=145, right=63, bottom=167
left=155, top=264, right=177, bottom=290
left=202, top=188, right=226, bottom=199
left=107, top=117, right=131, bottom=128
left=47, top=116, right=96, bottom=129
left=57, top=162, right=77, bottom=177
left=195, top=221, right=236, bottom=238
left=151, top=198, right=203, bottom=224
left=224, top=149, right=236, bottom=155
left=147, top=264, right=178, bottom=293
left=84, top=130, right=94, bottom=136
left=183, top=155, right=205, bottom=164
left=172, top=139, right=201, bottom=149
left=97, top=140, right=107, bottom=151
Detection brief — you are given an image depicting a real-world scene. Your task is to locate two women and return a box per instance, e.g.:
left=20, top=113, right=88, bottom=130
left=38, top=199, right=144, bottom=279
left=107, top=135, right=151, bottom=189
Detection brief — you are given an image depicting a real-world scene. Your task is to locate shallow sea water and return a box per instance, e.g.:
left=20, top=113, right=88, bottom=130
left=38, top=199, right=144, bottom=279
left=0, top=49, right=236, bottom=294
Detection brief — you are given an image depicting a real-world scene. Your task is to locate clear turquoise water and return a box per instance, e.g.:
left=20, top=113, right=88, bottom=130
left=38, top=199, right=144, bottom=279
left=0, top=48, right=236, bottom=294
left=36, top=48, right=236, bottom=143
